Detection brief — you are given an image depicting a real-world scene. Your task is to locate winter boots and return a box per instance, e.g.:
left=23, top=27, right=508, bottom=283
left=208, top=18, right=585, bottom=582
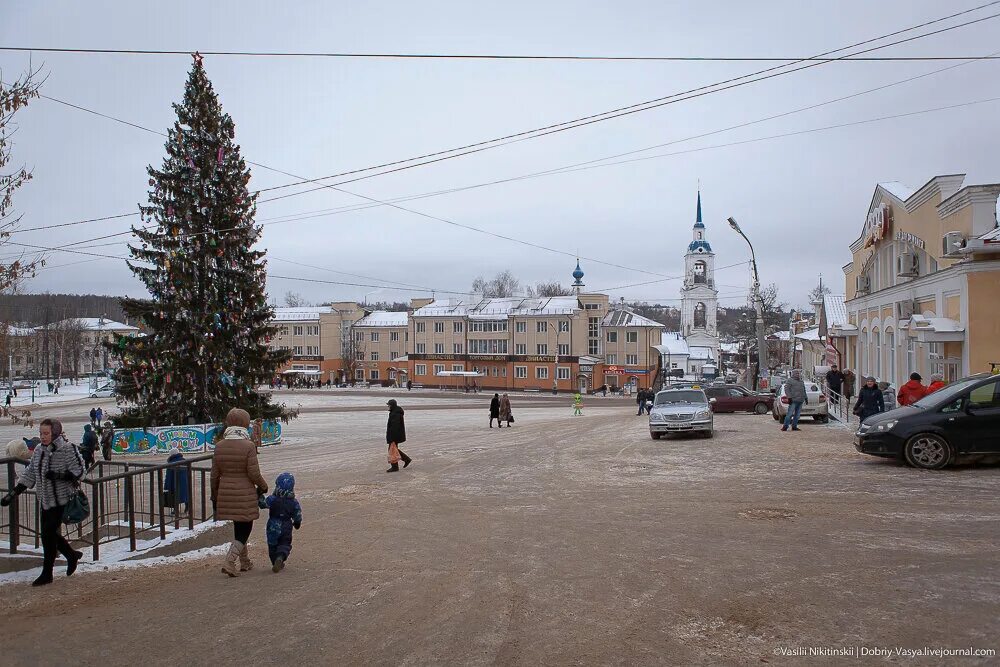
left=238, top=543, right=253, bottom=572
left=272, top=555, right=285, bottom=573
left=221, top=541, right=242, bottom=577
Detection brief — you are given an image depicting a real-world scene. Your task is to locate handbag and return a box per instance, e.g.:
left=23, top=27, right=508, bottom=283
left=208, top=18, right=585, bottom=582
left=388, top=442, right=401, bottom=465
left=62, top=488, right=91, bottom=524
left=508, top=414, right=515, bottom=423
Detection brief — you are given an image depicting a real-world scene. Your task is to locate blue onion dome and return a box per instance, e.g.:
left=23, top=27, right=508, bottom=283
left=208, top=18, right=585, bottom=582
left=688, top=240, right=713, bottom=253
left=572, top=261, right=585, bottom=282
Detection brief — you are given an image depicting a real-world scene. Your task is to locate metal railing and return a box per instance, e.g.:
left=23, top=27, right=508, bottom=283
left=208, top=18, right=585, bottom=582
left=2, top=454, right=215, bottom=560
left=821, top=386, right=858, bottom=430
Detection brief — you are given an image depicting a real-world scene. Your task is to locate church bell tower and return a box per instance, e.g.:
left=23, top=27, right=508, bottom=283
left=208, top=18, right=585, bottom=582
left=680, top=191, right=720, bottom=354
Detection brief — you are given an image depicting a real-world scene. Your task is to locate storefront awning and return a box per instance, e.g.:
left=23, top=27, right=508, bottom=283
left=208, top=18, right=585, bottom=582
left=907, top=316, right=965, bottom=342
left=283, top=369, right=322, bottom=375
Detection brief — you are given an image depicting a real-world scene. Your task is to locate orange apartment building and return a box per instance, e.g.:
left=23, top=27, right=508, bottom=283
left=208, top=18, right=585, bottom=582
left=270, top=302, right=367, bottom=382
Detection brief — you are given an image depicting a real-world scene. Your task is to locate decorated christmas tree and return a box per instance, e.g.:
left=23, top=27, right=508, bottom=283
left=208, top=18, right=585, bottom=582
left=108, top=55, right=292, bottom=427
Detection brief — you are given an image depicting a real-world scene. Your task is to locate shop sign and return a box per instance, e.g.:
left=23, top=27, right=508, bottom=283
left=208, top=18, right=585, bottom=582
left=895, top=230, right=926, bottom=250
left=471, top=355, right=509, bottom=362
left=292, top=355, right=324, bottom=361
left=864, top=203, right=892, bottom=248
left=579, top=364, right=594, bottom=374
left=605, top=366, right=649, bottom=375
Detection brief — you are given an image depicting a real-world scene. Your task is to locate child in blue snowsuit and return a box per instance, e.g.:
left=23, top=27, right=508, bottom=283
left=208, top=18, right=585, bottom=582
left=260, top=472, right=302, bottom=573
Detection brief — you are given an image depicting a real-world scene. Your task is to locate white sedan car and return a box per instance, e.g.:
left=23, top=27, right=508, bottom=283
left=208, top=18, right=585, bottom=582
left=771, top=380, right=829, bottom=423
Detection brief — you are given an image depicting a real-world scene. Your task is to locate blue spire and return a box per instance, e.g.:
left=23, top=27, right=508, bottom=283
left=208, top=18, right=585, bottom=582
left=694, top=189, right=704, bottom=228
left=572, top=260, right=585, bottom=287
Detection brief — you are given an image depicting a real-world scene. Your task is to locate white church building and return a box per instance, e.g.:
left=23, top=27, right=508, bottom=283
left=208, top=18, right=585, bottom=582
left=655, top=192, right=720, bottom=379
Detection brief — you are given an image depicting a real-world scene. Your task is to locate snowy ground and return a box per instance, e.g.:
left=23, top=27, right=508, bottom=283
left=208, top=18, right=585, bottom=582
left=1, top=396, right=998, bottom=665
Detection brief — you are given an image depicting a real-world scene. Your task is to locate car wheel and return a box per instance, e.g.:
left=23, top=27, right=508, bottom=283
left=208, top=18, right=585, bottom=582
left=904, top=433, right=953, bottom=470
left=650, top=432, right=662, bottom=440
left=753, top=402, right=768, bottom=415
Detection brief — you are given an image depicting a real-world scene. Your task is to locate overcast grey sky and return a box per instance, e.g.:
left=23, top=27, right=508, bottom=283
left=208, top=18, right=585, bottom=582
left=2, top=0, right=999, bottom=311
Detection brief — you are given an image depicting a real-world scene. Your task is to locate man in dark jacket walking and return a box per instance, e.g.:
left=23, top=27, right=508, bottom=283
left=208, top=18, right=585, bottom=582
left=386, top=399, right=411, bottom=473
left=489, top=393, right=501, bottom=428
left=636, top=388, right=647, bottom=415
left=825, top=364, right=845, bottom=406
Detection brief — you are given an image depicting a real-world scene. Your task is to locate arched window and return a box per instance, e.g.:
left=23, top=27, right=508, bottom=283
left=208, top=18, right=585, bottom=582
left=697, top=231, right=703, bottom=240
left=693, top=260, right=707, bottom=284
left=694, top=303, right=707, bottom=328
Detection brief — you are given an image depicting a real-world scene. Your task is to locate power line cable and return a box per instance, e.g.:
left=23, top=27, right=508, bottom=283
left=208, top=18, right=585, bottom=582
left=3, top=45, right=1000, bottom=62
left=244, top=5, right=1000, bottom=200
left=13, top=5, right=1000, bottom=237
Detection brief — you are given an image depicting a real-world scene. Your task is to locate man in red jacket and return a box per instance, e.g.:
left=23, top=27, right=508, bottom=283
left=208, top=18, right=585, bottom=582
left=897, top=373, right=928, bottom=406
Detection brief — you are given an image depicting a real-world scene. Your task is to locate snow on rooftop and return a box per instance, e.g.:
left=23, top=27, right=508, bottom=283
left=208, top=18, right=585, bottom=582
left=909, top=315, right=965, bottom=333
left=823, top=294, right=848, bottom=328
left=719, top=342, right=741, bottom=354
left=655, top=332, right=690, bottom=356
left=46, top=318, right=138, bottom=331
left=413, top=296, right=581, bottom=318
left=879, top=181, right=916, bottom=202
left=602, top=308, right=665, bottom=328
left=272, top=306, right=333, bottom=322
left=979, top=226, right=1000, bottom=242
left=795, top=327, right=822, bottom=341
left=354, top=311, right=408, bottom=327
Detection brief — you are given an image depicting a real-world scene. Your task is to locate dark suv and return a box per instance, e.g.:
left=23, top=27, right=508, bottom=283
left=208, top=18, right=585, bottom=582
left=855, top=373, right=1000, bottom=469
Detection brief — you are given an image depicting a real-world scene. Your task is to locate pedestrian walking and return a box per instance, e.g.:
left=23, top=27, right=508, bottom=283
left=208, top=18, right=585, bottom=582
left=489, top=393, right=501, bottom=428
left=89, top=407, right=97, bottom=426
left=825, top=364, right=845, bottom=406
left=897, top=373, right=928, bottom=406
left=0, top=418, right=85, bottom=587
left=636, top=388, right=647, bottom=415
left=573, top=392, right=583, bottom=416
left=80, top=424, right=98, bottom=470
left=854, top=376, right=885, bottom=422
left=878, top=382, right=897, bottom=411
left=927, top=373, right=947, bottom=393
left=500, top=393, right=513, bottom=427
left=5, top=393, right=11, bottom=409
left=385, top=399, right=412, bottom=473
left=163, top=447, right=190, bottom=517
left=99, top=421, right=115, bottom=461
left=843, top=369, right=856, bottom=403
left=406, top=379, right=413, bottom=391
left=95, top=407, right=104, bottom=427
left=260, top=472, right=302, bottom=573
left=210, top=408, right=269, bottom=577
left=780, top=370, right=808, bottom=432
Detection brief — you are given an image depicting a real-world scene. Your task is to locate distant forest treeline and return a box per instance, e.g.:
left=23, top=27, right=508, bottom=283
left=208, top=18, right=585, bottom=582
left=0, top=294, right=126, bottom=326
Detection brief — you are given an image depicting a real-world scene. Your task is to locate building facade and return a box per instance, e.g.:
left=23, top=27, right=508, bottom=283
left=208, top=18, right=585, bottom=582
left=835, top=175, right=1000, bottom=387
left=270, top=302, right=367, bottom=382
left=5, top=318, right=140, bottom=379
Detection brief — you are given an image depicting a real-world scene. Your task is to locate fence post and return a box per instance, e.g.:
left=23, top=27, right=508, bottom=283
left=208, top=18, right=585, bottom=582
left=186, top=462, right=194, bottom=531
left=6, top=461, right=18, bottom=554
left=200, top=469, right=207, bottom=522
left=93, top=480, right=101, bottom=562
left=125, top=474, right=136, bottom=552
left=157, top=468, right=166, bottom=541
left=148, top=470, right=155, bottom=526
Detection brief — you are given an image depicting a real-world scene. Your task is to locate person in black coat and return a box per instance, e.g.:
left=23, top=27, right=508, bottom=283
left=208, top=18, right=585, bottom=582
left=386, top=399, right=411, bottom=473
left=489, top=393, right=501, bottom=428
left=636, top=388, right=648, bottom=415
left=853, top=376, right=885, bottom=423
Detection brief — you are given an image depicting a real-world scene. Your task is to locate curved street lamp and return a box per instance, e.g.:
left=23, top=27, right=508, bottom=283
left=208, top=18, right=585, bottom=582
left=728, top=217, right=767, bottom=391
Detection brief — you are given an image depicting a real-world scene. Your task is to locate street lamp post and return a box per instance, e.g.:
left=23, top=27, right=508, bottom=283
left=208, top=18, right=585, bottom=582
left=728, top=217, right=767, bottom=392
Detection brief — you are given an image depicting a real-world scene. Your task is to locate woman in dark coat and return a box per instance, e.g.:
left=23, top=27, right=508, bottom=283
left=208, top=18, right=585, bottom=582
left=386, top=399, right=412, bottom=473
left=853, top=376, right=885, bottom=423
left=489, top=393, right=501, bottom=428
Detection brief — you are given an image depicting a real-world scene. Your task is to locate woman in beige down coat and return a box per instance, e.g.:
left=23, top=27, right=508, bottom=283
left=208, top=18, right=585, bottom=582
left=211, top=408, right=268, bottom=577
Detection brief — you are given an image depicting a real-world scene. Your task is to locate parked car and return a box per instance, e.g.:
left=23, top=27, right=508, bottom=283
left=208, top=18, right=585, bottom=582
left=855, top=373, right=1000, bottom=469
left=90, top=383, right=115, bottom=398
left=648, top=388, right=715, bottom=439
left=704, top=385, right=774, bottom=414
left=772, top=380, right=829, bottom=423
